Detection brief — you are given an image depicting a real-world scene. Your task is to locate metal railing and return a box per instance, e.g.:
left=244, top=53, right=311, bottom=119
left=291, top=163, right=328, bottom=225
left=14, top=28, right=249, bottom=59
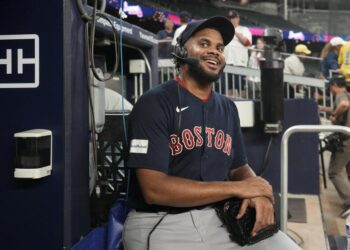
left=280, top=125, right=350, bottom=233
left=158, top=57, right=330, bottom=108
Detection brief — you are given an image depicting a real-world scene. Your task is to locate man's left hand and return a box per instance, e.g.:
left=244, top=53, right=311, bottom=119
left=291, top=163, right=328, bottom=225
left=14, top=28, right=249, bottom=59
left=236, top=196, right=275, bottom=236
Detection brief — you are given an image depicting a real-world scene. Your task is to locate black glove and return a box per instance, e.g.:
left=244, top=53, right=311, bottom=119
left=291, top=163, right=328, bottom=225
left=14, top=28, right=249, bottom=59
left=215, top=198, right=278, bottom=246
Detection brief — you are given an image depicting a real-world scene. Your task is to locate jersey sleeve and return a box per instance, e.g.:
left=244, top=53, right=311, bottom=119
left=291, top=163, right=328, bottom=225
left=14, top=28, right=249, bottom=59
left=230, top=101, right=248, bottom=169
left=126, top=93, right=170, bottom=173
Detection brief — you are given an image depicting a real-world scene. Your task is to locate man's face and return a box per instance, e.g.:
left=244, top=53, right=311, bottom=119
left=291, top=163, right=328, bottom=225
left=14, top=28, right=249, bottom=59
left=230, top=16, right=240, bottom=27
left=256, top=39, right=265, bottom=50
left=165, top=18, right=174, bottom=30
left=329, top=84, right=337, bottom=95
left=184, top=28, right=226, bottom=84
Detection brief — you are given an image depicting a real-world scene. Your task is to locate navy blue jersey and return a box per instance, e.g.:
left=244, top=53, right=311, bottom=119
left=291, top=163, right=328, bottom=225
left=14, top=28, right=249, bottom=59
left=126, top=79, right=248, bottom=211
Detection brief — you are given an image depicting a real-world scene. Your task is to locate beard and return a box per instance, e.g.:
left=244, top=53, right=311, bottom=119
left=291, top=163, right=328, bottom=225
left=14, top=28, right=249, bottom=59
left=187, top=60, right=225, bottom=87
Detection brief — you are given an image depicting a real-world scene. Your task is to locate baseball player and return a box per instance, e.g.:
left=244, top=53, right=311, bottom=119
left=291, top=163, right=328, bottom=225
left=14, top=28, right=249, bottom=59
left=124, top=16, right=300, bottom=250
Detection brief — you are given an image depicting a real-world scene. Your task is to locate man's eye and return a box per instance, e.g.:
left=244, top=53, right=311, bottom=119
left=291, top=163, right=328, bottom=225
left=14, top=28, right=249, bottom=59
left=218, top=47, right=224, bottom=53
left=201, top=42, right=209, bottom=47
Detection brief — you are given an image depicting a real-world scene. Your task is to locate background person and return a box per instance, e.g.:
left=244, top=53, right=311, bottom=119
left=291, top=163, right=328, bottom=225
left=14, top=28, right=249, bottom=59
left=320, top=36, right=345, bottom=80
left=284, top=44, right=311, bottom=98
left=171, top=11, right=191, bottom=46
left=223, top=10, right=252, bottom=97
left=247, top=37, right=265, bottom=98
left=338, top=39, right=350, bottom=90
left=319, top=76, right=350, bottom=218
left=157, top=17, right=175, bottom=59
left=224, top=10, right=252, bottom=67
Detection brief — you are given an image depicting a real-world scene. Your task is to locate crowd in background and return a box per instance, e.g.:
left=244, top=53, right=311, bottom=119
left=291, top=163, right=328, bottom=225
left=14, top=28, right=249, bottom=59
left=154, top=9, right=350, bottom=92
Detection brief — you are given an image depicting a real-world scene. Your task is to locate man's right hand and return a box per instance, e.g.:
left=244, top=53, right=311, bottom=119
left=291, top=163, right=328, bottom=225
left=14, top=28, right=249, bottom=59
left=235, top=176, right=274, bottom=204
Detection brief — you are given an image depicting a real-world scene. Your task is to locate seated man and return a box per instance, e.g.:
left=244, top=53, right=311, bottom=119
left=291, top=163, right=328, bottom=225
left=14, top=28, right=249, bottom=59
left=123, top=16, right=300, bottom=250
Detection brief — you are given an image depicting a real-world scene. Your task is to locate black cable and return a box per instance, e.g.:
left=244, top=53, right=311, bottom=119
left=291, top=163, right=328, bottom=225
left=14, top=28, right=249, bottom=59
left=84, top=21, right=100, bottom=196
left=76, top=0, right=106, bottom=22
left=76, top=0, right=119, bottom=82
left=147, top=213, right=168, bottom=250
left=177, top=82, right=182, bottom=136
left=89, top=5, right=120, bottom=82
left=256, top=135, right=274, bottom=176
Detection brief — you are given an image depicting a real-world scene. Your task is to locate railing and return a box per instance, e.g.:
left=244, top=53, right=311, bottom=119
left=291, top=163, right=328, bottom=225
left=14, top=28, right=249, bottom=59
left=280, top=125, right=350, bottom=233
left=158, top=57, right=330, bottom=109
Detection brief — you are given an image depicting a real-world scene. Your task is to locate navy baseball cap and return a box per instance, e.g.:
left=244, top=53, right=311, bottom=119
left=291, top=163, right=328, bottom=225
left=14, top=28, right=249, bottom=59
left=177, top=16, right=235, bottom=46
left=328, top=75, right=346, bottom=88
left=228, top=10, right=240, bottom=18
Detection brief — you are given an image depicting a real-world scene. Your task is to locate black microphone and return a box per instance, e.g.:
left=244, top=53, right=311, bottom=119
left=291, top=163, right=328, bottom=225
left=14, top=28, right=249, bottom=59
left=171, top=53, right=199, bottom=67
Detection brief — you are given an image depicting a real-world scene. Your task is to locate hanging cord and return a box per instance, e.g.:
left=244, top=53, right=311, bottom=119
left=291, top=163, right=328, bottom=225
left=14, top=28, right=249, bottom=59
left=177, top=82, right=182, bottom=136
left=76, top=0, right=120, bottom=81
left=256, top=135, right=274, bottom=176
left=83, top=20, right=100, bottom=194
left=77, top=0, right=123, bottom=196
left=147, top=213, right=168, bottom=250
left=76, top=0, right=105, bottom=22
left=116, top=0, right=131, bottom=202
left=89, top=0, right=120, bottom=82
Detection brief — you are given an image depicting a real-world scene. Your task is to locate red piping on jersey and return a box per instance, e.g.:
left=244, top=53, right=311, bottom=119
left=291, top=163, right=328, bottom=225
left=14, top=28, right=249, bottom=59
left=174, top=76, right=211, bottom=103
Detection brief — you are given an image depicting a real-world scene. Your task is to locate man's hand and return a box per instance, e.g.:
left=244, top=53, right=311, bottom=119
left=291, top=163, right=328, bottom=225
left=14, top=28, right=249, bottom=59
left=330, top=114, right=337, bottom=123
left=236, top=197, right=275, bottom=236
left=236, top=176, right=274, bottom=203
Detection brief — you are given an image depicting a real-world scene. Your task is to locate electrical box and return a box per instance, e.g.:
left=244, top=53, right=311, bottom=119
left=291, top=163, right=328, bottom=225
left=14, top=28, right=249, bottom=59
left=14, top=129, right=52, bottom=179
left=129, top=59, right=146, bottom=74
left=233, top=101, right=255, bottom=128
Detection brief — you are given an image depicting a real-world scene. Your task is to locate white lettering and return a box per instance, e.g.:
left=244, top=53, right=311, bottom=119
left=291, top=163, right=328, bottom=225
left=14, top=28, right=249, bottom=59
left=17, top=48, right=36, bottom=74
left=0, top=49, right=12, bottom=74
left=139, top=31, right=158, bottom=45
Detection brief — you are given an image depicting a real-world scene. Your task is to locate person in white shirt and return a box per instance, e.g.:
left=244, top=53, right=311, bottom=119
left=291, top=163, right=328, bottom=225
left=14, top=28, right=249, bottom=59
left=224, top=10, right=252, bottom=67
left=284, top=44, right=311, bottom=76
left=247, top=37, right=265, bottom=98
left=284, top=44, right=311, bottom=98
left=171, top=11, right=191, bottom=46
left=223, top=10, right=252, bottom=97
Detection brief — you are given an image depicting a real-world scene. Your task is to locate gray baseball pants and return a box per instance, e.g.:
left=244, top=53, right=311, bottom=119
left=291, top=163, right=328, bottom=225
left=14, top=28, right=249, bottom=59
left=123, top=207, right=301, bottom=250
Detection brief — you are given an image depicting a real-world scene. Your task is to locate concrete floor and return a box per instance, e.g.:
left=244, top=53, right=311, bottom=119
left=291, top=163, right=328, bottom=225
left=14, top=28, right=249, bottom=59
left=285, top=144, right=348, bottom=250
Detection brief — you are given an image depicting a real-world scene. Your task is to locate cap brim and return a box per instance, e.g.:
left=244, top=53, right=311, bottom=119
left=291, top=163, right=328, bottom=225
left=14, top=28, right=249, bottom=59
left=185, top=16, right=235, bottom=46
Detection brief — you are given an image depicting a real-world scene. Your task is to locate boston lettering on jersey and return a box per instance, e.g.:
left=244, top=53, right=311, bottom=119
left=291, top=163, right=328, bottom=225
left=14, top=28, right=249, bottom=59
left=169, top=126, right=232, bottom=156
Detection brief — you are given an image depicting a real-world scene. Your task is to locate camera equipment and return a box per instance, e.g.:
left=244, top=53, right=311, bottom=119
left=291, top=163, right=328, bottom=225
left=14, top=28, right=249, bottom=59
left=260, top=28, right=285, bottom=134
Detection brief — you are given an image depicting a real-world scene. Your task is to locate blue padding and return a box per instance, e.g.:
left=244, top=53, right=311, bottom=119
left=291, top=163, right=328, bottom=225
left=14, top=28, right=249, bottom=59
left=71, top=226, right=107, bottom=250
left=71, top=200, right=130, bottom=250
left=106, top=199, right=130, bottom=250
left=243, top=99, right=320, bottom=194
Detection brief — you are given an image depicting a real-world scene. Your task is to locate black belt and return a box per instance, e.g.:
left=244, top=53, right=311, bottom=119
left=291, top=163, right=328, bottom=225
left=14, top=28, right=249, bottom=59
left=135, top=204, right=212, bottom=214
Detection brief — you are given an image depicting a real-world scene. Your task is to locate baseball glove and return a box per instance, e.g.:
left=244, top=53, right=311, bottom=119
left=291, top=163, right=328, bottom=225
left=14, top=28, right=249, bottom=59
left=215, top=198, right=278, bottom=246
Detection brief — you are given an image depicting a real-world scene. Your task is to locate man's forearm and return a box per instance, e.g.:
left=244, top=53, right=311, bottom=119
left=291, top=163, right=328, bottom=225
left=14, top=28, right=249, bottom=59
left=136, top=167, right=273, bottom=208
left=137, top=168, right=243, bottom=207
left=229, top=164, right=256, bottom=181
left=235, top=32, right=251, bottom=46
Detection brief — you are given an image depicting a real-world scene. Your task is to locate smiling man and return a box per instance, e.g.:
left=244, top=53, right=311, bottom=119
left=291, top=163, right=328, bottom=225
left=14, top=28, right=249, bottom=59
left=123, top=16, right=300, bottom=250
